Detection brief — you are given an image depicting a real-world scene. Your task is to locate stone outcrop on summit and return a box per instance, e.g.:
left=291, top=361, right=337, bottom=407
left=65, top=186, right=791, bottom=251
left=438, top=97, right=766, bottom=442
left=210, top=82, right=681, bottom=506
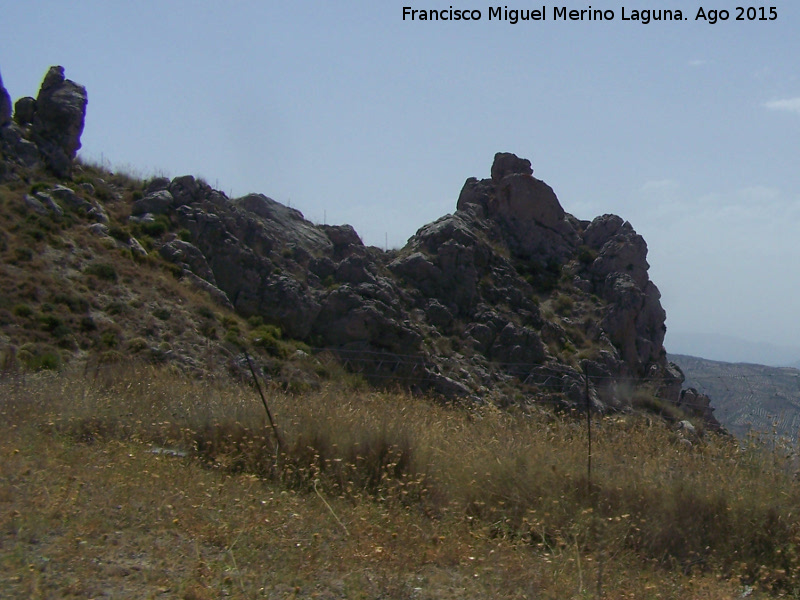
left=0, top=66, right=719, bottom=430
left=0, top=66, right=87, bottom=178
left=132, top=151, right=696, bottom=420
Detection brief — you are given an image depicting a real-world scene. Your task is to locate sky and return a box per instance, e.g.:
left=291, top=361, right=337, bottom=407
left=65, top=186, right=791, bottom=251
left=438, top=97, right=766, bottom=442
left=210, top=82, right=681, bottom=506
left=2, top=1, right=800, bottom=362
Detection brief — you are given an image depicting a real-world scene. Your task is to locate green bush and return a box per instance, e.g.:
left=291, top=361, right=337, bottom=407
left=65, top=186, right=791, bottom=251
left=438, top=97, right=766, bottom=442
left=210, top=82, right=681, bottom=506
left=12, top=304, right=33, bottom=318
left=553, top=293, right=574, bottom=315
left=100, top=330, right=119, bottom=348
left=85, top=263, right=118, bottom=282
left=577, top=245, right=598, bottom=265
left=249, top=324, right=284, bottom=356
left=152, top=307, right=171, bottom=321
left=108, top=226, right=131, bottom=242
left=17, top=343, right=62, bottom=371
left=139, top=215, right=170, bottom=237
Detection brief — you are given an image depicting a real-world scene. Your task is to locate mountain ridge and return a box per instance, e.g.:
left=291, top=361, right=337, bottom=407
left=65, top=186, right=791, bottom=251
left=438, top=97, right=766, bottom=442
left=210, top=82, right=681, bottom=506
left=670, top=352, right=800, bottom=441
left=667, top=331, right=800, bottom=368
left=0, top=65, right=720, bottom=431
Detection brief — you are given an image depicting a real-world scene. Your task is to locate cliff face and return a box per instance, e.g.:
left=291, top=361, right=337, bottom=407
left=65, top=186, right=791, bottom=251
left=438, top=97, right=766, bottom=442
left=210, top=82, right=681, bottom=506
left=0, top=66, right=716, bottom=427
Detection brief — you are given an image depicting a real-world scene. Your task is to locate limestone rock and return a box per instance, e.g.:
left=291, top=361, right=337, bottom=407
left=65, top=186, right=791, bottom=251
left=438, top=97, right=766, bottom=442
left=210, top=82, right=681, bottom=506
left=491, top=152, right=533, bottom=181
left=233, top=193, right=334, bottom=255
left=678, top=388, right=722, bottom=431
left=144, top=177, right=170, bottom=194
left=456, top=153, right=580, bottom=263
left=132, top=190, right=174, bottom=216
left=168, top=175, right=200, bottom=206
left=159, top=240, right=216, bottom=284
left=0, top=66, right=716, bottom=418
left=13, top=97, right=36, bottom=125
left=31, top=66, right=87, bottom=177
left=491, top=322, right=548, bottom=371
left=321, top=224, right=364, bottom=259
left=23, top=194, right=48, bottom=215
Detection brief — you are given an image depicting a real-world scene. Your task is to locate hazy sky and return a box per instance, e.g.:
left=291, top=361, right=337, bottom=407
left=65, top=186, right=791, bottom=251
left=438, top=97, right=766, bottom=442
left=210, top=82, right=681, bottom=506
left=2, top=1, right=800, bottom=357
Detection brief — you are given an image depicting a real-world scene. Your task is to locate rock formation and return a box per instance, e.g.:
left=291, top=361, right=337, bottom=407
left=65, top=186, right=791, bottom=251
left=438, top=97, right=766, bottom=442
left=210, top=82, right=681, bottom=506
left=0, top=65, right=720, bottom=430
left=0, top=66, right=87, bottom=178
left=132, top=149, right=703, bottom=423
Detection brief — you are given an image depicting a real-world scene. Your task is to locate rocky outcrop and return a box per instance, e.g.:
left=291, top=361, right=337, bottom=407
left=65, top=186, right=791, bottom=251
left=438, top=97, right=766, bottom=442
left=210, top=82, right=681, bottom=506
left=0, top=66, right=87, bottom=179
left=458, top=152, right=580, bottom=263
left=30, top=66, right=88, bottom=177
left=0, top=69, right=707, bottom=425
left=119, top=150, right=693, bottom=416
left=677, top=388, right=723, bottom=431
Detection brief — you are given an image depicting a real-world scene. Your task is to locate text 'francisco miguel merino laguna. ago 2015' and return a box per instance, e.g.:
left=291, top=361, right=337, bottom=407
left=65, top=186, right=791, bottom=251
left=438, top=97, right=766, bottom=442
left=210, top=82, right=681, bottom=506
left=401, top=6, right=778, bottom=24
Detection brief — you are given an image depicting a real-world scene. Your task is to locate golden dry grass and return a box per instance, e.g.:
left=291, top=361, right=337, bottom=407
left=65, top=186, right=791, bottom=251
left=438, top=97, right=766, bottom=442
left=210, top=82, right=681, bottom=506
left=1, top=365, right=798, bottom=599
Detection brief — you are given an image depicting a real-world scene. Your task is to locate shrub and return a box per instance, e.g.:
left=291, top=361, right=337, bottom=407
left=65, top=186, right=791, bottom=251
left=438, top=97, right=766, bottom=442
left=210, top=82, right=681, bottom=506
left=108, top=226, right=131, bottom=242
left=248, top=324, right=284, bottom=356
left=152, top=307, right=171, bottom=321
left=139, top=215, right=170, bottom=237
left=17, top=343, right=62, bottom=371
left=577, top=245, right=598, bottom=265
left=100, top=330, right=119, bottom=348
left=79, top=316, right=97, bottom=332
left=12, top=304, right=33, bottom=318
left=52, top=293, right=89, bottom=313
left=197, top=306, right=216, bottom=320
left=553, top=293, right=574, bottom=315
left=84, top=263, right=118, bottom=282
left=126, top=337, right=150, bottom=353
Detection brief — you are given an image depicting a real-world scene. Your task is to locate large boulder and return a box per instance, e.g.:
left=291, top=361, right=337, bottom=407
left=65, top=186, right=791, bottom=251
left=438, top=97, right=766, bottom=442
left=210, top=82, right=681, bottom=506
left=490, top=151, right=533, bottom=181
left=13, top=97, right=36, bottom=125
left=456, top=152, right=580, bottom=263
left=586, top=215, right=650, bottom=289
left=233, top=193, right=333, bottom=255
left=30, top=66, right=87, bottom=177
left=0, top=70, right=11, bottom=127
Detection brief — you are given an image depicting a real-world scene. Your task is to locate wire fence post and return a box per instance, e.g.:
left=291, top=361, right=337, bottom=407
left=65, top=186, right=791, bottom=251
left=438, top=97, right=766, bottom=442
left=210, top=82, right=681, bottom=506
left=243, top=349, right=284, bottom=454
left=583, top=361, right=592, bottom=501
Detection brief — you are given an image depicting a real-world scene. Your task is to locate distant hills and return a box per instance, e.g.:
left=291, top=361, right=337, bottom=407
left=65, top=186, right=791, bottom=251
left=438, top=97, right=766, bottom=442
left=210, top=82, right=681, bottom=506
left=670, top=353, right=800, bottom=442
left=667, top=331, right=800, bottom=368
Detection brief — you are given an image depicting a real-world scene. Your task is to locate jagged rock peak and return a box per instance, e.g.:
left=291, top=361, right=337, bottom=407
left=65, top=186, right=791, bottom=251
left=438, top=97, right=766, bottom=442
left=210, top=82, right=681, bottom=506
left=457, top=152, right=577, bottom=263
left=31, top=66, right=88, bottom=177
left=0, top=65, right=87, bottom=179
left=491, top=151, right=533, bottom=181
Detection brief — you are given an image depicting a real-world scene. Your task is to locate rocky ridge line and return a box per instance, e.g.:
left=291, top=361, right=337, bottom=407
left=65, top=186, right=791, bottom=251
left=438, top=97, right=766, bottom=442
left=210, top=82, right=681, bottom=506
left=0, top=66, right=720, bottom=431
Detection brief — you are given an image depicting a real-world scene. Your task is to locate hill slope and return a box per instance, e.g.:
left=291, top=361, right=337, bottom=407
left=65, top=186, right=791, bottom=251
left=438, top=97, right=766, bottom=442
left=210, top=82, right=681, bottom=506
left=1, top=65, right=718, bottom=431
left=671, top=353, right=800, bottom=441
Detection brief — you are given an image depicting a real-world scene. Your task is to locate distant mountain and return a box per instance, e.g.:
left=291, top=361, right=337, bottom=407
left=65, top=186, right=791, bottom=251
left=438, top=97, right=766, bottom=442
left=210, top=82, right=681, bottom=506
left=666, top=332, right=800, bottom=368
left=670, top=353, right=800, bottom=442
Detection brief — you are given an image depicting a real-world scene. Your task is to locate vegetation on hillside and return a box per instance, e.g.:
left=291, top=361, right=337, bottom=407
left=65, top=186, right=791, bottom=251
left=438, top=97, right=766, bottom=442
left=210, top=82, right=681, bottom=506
left=2, top=365, right=799, bottom=598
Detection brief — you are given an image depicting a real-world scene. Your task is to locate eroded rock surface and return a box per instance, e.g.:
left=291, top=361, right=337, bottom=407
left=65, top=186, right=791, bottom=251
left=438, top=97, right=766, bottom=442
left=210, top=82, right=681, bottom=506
left=0, top=66, right=87, bottom=179
left=0, top=67, right=702, bottom=424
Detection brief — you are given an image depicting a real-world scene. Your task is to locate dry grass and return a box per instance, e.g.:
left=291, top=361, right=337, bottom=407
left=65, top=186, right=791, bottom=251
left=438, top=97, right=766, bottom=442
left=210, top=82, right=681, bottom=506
left=1, top=365, right=798, bottom=599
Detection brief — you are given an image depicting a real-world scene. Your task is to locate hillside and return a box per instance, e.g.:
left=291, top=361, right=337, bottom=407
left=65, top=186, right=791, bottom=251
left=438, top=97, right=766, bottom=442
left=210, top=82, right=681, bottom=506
left=5, top=64, right=800, bottom=599
left=670, top=353, right=800, bottom=442
left=0, top=65, right=721, bottom=431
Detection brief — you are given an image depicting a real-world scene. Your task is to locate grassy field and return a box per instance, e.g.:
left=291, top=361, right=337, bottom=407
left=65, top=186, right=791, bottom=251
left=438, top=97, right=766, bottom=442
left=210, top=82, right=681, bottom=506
left=2, top=365, right=799, bottom=599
